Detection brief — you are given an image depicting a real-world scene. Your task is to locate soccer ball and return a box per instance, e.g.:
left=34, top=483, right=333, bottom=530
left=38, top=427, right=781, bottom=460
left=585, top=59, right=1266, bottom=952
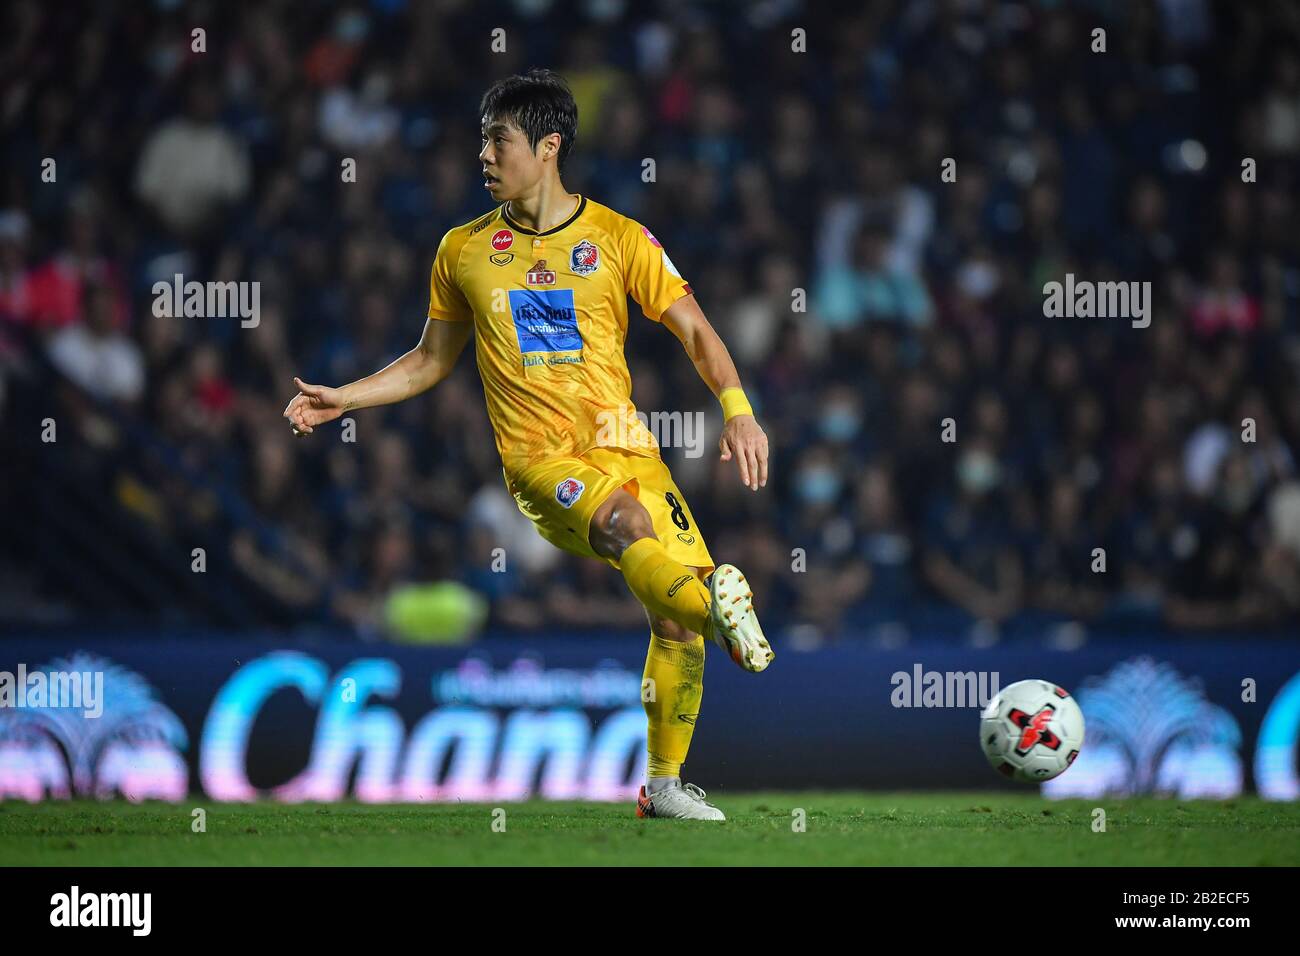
left=979, top=679, right=1085, bottom=783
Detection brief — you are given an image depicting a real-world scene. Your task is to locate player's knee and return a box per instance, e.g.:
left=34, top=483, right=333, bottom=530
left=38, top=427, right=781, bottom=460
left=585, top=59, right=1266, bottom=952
left=591, top=489, right=655, bottom=557
left=646, top=609, right=695, bottom=642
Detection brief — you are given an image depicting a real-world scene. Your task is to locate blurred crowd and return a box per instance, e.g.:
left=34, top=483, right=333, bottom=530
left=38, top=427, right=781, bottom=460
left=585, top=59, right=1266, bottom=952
left=4, top=0, right=1300, bottom=640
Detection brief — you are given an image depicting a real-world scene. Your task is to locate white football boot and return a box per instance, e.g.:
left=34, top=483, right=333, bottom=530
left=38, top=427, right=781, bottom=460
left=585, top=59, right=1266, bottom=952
left=705, top=564, right=775, bottom=672
left=636, top=781, right=726, bottom=821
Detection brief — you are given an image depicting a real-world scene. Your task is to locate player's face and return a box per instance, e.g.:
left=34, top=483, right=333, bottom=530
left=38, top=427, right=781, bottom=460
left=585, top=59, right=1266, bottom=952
left=479, top=118, right=544, bottom=201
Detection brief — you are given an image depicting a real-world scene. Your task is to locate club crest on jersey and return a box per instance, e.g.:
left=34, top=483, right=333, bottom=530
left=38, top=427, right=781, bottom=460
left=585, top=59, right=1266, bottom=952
left=570, top=240, right=600, bottom=276
left=491, top=229, right=514, bottom=251
left=555, top=477, right=585, bottom=508
left=526, top=259, right=557, bottom=286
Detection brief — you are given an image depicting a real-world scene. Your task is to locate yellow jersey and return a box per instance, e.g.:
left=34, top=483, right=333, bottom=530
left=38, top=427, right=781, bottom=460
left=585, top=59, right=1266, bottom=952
left=426, top=195, right=693, bottom=477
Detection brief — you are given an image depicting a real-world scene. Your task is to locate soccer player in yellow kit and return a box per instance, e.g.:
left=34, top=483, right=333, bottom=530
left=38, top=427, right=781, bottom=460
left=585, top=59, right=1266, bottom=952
left=284, top=69, right=772, bottom=820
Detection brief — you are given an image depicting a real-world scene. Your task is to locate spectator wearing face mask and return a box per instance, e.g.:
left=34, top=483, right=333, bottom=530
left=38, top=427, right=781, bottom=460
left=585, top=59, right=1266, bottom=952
left=921, top=435, right=1024, bottom=627
left=816, top=385, right=867, bottom=451
left=782, top=444, right=871, bottom=635
left=849, top=463, right=916, bottom=623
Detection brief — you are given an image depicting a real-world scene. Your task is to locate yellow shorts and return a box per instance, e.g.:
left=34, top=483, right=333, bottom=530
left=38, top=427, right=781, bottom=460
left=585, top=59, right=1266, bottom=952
left=505, top=446, right=714, bottom=572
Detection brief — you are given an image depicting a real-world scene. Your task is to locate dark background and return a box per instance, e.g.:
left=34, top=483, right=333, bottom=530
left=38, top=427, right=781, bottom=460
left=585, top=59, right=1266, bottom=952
left=3, top=0, right=1300, bottom=648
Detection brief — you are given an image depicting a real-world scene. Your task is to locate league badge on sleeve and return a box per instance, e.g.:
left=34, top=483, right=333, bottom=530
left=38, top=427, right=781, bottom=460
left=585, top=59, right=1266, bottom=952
left=639, top=225, right=681, bottom=276
left=570, top=240, right=600, bottom=276
left=555, top=477, right=586, bottom=508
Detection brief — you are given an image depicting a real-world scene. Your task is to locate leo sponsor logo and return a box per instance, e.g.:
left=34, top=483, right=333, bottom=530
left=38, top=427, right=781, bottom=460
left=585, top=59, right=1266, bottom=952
left=491, top=229, right=514, bottom=251
left=526, top=259, right=557, bottom=286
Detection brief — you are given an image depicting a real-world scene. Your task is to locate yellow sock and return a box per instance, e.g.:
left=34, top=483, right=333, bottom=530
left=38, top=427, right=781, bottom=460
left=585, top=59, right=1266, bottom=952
left=619, top=537, right=711, bottom=636
left=642, top=631, right=705, bottom=778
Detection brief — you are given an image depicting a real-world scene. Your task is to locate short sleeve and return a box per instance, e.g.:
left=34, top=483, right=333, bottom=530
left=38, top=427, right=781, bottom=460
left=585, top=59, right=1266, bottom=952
left=427, top=231, right=472, bottom=322
left=621, top=220, right=692, bottom=322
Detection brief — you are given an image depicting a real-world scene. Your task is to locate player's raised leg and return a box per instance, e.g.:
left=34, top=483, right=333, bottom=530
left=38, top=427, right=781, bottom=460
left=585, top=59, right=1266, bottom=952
left=589, top=489, right=774, bottom=673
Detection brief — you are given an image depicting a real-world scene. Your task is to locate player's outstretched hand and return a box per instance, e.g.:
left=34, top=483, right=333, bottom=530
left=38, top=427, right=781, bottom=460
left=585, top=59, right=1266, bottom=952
left=719, top=414, right=769, bottom=491
left=283, top=377, right=346, bottom=436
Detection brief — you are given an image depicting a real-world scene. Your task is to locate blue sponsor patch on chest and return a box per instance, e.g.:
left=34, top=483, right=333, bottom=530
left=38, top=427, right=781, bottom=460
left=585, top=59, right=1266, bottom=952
left=508, top=288, right=582, bottom=353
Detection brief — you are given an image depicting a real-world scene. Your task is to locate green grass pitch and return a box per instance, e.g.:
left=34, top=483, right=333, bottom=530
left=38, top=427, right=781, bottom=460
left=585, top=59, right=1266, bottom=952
left=2, top=793, right=1298, bottom=866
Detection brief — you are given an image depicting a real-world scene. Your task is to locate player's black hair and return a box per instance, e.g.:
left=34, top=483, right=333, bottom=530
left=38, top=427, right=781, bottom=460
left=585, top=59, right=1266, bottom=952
left=479, top=69, right=578, bottom=172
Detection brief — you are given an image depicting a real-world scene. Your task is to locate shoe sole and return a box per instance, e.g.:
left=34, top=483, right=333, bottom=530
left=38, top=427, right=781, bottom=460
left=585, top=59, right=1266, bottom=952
left=708, top=564, right=774, bottom=673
